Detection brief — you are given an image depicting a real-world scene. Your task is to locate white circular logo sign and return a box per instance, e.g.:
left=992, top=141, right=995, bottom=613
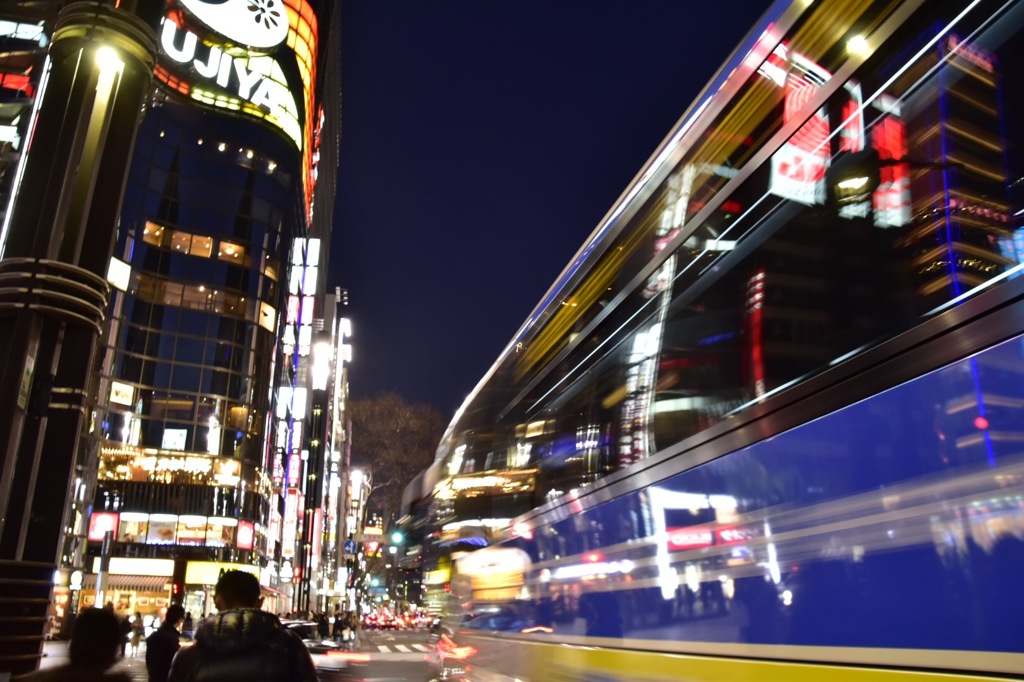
left=177, top=0, right=289, bottom=50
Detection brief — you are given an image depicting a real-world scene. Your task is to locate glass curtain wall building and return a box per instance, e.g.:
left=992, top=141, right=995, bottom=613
left=31, top=0, right=344, bottom=621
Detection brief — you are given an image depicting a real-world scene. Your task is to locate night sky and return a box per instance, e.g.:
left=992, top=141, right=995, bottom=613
left=330, top=1, right=774, bottom=418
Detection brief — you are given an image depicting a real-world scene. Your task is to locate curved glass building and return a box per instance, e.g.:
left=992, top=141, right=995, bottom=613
left=55, top=0, right=341, bottom=619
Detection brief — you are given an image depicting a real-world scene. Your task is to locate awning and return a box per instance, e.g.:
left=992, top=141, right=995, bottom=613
left=81, top=575, right=172, bottom=593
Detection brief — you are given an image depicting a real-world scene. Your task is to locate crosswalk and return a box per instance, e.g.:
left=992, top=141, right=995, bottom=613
left=376, top=643, right=432, bottom=653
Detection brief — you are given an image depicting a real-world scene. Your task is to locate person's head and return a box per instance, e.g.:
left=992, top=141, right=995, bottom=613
left=213, top=570, right=263, bottom=610
left=69, top=608, right=121, bottom=669
left=165, top=604, right=185, bottom=627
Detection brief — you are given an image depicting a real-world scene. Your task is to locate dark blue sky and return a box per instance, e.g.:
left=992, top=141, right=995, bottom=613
left=330, top=1, right=773, bottom=417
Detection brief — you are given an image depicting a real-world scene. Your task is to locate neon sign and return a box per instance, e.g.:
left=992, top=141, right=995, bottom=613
left=159, top=18, right=301, bottom=149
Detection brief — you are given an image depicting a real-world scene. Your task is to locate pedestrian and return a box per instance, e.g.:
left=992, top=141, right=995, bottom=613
left=14, top=607, right=131, bottom=681
left=181, top=612, right=193, bottom=639
left=316, top=612, right=329, bottom=640
left=332, top=611, right=342, bottom=642
left=118, top=615, right=132, bottom=658
left=130, top=613, right=144, bottom=656
left=167, top=570, right=318, bottom=681
left=145, top=604, right=184, bottom=682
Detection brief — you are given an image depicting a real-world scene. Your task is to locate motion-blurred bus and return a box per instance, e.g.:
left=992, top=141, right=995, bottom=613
left=409, top=0, right=1024, bottom=679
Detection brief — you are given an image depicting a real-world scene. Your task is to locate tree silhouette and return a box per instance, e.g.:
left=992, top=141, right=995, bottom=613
left=349, top=392, right=446, bottom=521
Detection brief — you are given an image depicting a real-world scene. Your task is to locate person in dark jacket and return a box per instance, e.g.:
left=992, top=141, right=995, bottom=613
left=145, top=604, right=185, bottom=682
left=167, top=570, right=317, bottom=682
left=316, top=612, right=329, bottom=640
left=15, top=608, right=131, bottom=681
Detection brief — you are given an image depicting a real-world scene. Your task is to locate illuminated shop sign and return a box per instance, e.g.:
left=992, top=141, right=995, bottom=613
left=88, top=512, right=119, bottom=541
left=287, top=453, right=301, bottom=485
left=147, top=514, right=178, bottom=544
left=764, top=44, right=832, bottom=207
left=90, top=557, right=174, bottom=577
left=213, top=459, right=241, bottom=486
left=136, top=455, right=211, bottom=475
left=310, top=510, right=322, bottom=570
left=109, top=381, right=136, bottom=407
left=159, top=18, right=301, bottom=149
left=551, top=559, right=634, bottom=581
left=423, top=568, right=451, bottom=585
left=268, top=508, right=280, bottom=553
left=185, top=561, right=259, bottom=586
left=283, top=238, right=319, bottom=353
left=282, top=489, right=298, bottom=558
left=237, top=520, right=255, bottom=550
left=96, top=511, right=245, bottom=548
left=666, top=526, right=713, bottom=550
left=100, top=447, right=254, bottom=488
left=162, top=428, right=188, bottom=451
left=177, top=0, right=289, bottom=50
left=666, top=525, right=756, bottom=550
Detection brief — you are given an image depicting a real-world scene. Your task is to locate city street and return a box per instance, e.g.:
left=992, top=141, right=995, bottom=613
left=39, top=628, right=438, bottom=682
left=320, top=628, right=437, bottom=681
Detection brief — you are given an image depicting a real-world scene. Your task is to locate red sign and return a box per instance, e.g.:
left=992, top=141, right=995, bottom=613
left=667, top=526, right=713, bottom=550
left=236, top=520, right=255, bottom=550
left=667, top=525, right=757, bottom=550
left=88, top=512, right=119, bottom=542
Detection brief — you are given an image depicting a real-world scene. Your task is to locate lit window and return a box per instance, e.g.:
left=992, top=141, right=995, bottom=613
left=189, top=235, right=213, bottom=258
left=162, top=281, right=183, bottom=307
left=181, top=284, right=208, bottom=310
left=218, top=241, right=246, bottom=264
left=142, top=221, right=167, bottom=247
left=171, top=231, right=192, bottom=252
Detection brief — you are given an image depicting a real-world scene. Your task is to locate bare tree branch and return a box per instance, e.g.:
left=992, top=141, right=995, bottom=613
left=349, top=392, right=446, bottom=522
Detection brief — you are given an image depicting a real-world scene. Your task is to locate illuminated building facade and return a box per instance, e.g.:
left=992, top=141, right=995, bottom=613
left=26, top=0, right=346, bottom=619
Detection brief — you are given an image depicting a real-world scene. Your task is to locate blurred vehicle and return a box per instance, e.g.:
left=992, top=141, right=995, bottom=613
left=426, top=608, right=551, bottom=681
left=462, top=608, right=528, bottom=633
left=281, top=619, right=368, bottom=677
left=426, top=626, right=477, bottom=681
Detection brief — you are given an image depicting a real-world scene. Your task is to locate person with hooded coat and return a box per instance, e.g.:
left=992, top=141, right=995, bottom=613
left=167, top=570, right=317, bottom=682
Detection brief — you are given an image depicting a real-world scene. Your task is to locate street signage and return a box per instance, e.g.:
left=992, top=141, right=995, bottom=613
left=342, top=539, right=357, bottom=555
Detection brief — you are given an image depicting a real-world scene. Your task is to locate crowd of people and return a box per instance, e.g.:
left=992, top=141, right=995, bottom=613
left=15, top=571, right=320, bottom=682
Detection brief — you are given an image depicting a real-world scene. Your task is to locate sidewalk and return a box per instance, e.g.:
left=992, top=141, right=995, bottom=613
left=40, top=640, right=147, bottom=681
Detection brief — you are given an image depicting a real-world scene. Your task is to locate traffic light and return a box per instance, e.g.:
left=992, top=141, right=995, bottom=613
left=390, top=530, right=404, bottom=544
left=171, top=579, right=184, bottom=604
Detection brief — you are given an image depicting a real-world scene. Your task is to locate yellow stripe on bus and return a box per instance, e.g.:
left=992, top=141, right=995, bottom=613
left=527, top=645, right=1007, bottom=682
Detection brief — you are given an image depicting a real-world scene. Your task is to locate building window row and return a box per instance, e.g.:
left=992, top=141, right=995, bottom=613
left=130, top=271, right=276, bottom=332
left=142, top=220, right=280, bottom=281
left=88, top=510, right=258, bottom=551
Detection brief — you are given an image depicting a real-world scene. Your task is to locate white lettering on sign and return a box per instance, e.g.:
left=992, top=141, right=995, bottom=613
left=159, top=18, right=302, bottom=149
